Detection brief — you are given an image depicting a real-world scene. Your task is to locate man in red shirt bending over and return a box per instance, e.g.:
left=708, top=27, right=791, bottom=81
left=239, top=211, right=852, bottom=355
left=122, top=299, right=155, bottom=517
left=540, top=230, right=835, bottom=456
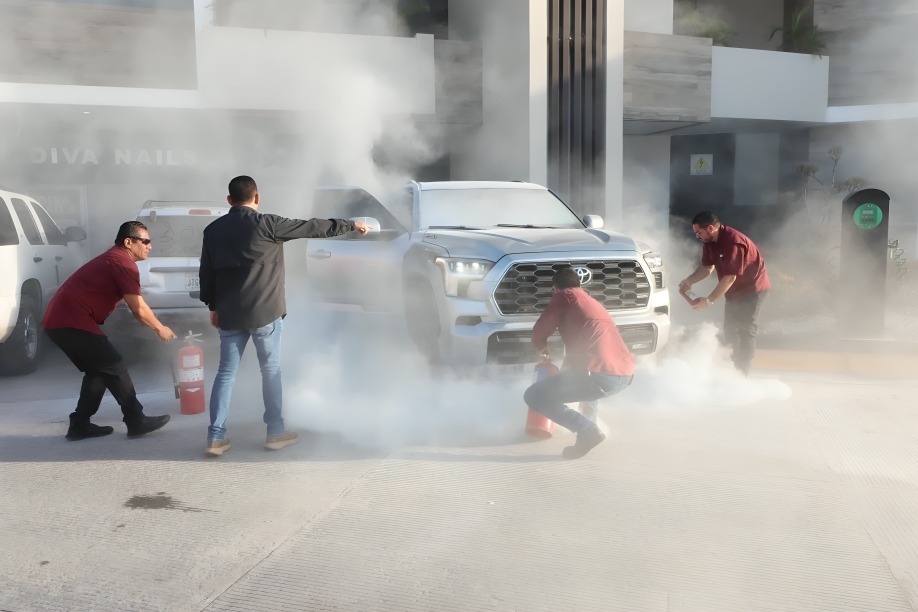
left=43, top=221, right=176, bottom=441
left=679, top=211, right=770, bottom=375
left=525, top=267, right=635, bottom=459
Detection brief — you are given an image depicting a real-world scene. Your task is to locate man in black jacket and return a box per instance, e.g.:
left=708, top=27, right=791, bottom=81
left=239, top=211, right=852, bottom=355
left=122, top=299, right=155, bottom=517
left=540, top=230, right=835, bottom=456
left=199, top=175, right=369, bottom=457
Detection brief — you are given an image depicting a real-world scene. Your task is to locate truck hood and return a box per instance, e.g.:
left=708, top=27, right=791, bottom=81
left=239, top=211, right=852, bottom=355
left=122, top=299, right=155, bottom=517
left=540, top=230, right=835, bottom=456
left=420, top=227, right=640, bottom=260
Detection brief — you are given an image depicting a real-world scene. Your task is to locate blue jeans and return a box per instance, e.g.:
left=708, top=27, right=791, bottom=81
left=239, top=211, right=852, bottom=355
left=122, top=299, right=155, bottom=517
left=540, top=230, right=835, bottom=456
left=208, top=317, right=284, bottom=441
left=523, top=370, right=632, bottom=434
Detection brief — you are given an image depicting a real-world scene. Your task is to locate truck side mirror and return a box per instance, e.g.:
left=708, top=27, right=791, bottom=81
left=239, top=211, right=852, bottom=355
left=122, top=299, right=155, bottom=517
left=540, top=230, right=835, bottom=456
left=349, top=216, right=380, bottom=233
left=64, top=226, right=87, bottom=242
left=583, top=215, right=604, bottom=229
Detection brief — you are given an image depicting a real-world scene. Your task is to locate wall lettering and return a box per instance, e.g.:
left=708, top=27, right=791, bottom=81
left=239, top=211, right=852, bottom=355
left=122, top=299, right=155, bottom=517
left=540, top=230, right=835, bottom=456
left=29, top=147, right=198, bottom=166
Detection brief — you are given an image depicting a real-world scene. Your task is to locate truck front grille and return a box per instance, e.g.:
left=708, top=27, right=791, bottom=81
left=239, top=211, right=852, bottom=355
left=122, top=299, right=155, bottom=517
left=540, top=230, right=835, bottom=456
left=494, top=260, right=651, bottom=315
left=486, top=322, right=658, bottom=364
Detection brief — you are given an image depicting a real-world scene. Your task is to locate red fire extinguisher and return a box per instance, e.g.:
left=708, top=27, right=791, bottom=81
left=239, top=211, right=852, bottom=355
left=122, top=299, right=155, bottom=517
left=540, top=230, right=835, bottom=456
left=524, top=360, right=559, bottom=439
left=175, top=331, right=205, bottom=415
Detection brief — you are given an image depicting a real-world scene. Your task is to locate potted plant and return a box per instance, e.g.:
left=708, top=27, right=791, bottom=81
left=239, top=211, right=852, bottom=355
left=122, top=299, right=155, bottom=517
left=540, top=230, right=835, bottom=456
left=679, top=9, right=737, bottom=47
left=769, top=6, right=833, bottom=57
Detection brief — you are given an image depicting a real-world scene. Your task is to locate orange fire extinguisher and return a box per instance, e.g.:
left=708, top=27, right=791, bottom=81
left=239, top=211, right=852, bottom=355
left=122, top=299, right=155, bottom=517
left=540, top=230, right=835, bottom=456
left=175, top=331, right=205, bottom=415
left=524, top=360, right=559, bottom=439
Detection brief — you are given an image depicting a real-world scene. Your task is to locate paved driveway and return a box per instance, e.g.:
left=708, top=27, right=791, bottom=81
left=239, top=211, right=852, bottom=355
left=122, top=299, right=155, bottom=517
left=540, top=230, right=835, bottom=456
left=2, top=321, right=917, bottom=611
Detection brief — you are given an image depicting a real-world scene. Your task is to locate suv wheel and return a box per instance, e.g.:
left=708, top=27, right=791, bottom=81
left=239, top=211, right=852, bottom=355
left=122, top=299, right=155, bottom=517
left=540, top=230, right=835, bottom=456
left=0, top=296, right=42, bottom=375
left=405, top=280, right=441, bottom=364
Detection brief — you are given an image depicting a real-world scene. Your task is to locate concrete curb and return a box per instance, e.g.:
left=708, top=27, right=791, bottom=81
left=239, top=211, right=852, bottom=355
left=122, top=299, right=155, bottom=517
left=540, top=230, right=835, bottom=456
left=753, top=348, right=918, bottom=378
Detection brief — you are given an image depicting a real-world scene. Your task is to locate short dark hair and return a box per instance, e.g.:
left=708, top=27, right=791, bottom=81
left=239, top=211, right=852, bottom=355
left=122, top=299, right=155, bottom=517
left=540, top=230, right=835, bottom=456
left=692, top=211, right=720, bottom=227
left=553, top=267, right=581, bottom=289
left=228, top=175, right=258, bottom=205
left=115, top=221, right=147, bottom=245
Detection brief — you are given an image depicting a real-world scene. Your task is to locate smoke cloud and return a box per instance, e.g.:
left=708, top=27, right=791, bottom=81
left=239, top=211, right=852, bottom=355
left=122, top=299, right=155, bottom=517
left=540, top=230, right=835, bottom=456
left=1, top=0, right=798, bottom=451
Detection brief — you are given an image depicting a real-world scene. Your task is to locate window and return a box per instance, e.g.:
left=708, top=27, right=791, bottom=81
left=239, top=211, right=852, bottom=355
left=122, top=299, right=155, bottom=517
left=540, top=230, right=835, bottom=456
left=139, top=214, right=212, bottom=257
left=30, top=202, right=67, bottom=245
left=10, top=198, right=43, bottom=245
left=312, top=188, right=406, bottom=234
left=0, top=198, right=19, bottom=246
left=418, top=188, right=583, bottom=230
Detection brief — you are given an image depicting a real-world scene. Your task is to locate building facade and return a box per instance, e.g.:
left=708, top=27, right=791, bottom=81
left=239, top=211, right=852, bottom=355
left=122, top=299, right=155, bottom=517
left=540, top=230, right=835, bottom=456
left=1, top=0, right=915, bottom=263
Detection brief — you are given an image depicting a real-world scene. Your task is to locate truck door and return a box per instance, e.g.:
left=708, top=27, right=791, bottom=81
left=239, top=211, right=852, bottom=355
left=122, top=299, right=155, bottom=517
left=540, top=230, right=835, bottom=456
left=305, top=188, right=408, bottom=311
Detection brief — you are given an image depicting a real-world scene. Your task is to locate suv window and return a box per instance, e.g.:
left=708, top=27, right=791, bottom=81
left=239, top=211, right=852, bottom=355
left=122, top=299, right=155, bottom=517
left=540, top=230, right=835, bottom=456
left=140, top=214, right=211, bottom=257
left=0, top=197, right=19, bottom=246
left=10, top=198, right=43, bottom=245
left=30, top=201, right=67, bottom=245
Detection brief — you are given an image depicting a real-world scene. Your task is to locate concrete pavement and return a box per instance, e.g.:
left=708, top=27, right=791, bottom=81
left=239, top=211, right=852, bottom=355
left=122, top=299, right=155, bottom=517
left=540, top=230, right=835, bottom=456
left=2, top=340, right=918, bottom=611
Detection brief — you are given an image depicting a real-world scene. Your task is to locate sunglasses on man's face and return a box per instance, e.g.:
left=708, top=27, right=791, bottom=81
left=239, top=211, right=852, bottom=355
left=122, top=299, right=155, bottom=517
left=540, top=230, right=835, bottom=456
left=129, top=236, right=152, bottom=245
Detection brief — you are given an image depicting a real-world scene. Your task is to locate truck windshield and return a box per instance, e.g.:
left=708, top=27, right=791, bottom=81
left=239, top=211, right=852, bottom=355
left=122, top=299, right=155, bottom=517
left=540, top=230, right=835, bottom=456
left=418, top=188, right=584, bottom=230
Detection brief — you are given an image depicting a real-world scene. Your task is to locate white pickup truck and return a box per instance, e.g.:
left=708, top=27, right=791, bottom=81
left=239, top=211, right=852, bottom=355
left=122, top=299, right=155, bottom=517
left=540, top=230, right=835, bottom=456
left=305, top=181, right=671, bottom=365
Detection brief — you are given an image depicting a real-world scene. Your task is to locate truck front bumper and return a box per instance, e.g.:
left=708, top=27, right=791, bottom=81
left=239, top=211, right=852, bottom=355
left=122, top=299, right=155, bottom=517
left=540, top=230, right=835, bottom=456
left=436, top=296, right=671, bottom=366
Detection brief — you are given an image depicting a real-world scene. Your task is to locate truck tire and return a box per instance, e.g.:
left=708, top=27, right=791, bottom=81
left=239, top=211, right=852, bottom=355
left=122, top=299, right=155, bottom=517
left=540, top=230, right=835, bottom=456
left=0, top=296, right=42, bottom=375
left=405, top=280, right=442, bottom=364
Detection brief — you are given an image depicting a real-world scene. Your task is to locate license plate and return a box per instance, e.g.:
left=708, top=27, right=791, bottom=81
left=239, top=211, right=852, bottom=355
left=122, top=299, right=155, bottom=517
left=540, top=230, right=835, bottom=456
left=185, top=273, right=200, bottom=290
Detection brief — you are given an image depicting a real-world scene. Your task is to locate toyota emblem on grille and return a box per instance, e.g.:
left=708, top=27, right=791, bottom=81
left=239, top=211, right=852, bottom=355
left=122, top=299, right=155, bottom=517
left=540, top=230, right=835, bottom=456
left=574, top=266, right=592, bottom=285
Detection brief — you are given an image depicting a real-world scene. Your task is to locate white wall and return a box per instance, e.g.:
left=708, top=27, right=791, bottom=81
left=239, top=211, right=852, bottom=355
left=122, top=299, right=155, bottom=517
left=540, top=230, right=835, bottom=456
left=528, top=0, right=548, bottom=185
left=605, top=0, right=625, bottom=227
left=192, top=0, right=436, bottom=113
left=196, top=27, right=435, bottom=113
left=625, top=0, right=673, bottom=35
left=447, top=0, right=541, bottom=183
left=623, top=135, right=671, bottom=246
left=711, top=47, right=828, bottom=122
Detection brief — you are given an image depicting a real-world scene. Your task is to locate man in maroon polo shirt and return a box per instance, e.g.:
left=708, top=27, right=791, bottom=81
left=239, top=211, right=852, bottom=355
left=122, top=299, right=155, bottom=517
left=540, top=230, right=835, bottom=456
left=43, top=221, right=177, bottom=441
left=524, top=267, right=635, bottom=459
left=679, top=211, right=771, bottom=375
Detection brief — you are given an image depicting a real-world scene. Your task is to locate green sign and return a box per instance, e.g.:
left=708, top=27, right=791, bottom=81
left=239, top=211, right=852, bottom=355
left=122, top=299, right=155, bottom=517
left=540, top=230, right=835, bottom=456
left=853, top=203, right=883, bottom=229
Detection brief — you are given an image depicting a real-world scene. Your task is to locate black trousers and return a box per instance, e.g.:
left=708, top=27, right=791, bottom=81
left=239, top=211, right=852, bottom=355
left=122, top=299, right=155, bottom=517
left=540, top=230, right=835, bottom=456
left=45, top=328, right=145, bottom=424
left=723, top=290, right=768, bottom=375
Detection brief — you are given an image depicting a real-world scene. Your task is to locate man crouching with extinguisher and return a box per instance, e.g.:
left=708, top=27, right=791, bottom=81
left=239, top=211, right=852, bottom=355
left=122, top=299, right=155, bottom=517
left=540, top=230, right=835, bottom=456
left=524, top=267, right=634, bottom=459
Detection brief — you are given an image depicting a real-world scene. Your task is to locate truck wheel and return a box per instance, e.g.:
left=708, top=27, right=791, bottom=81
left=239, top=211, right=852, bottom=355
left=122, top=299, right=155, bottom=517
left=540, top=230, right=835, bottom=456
left=405, top=281, right=442, bottom=364
left=0, top=296, right=42, bottom=375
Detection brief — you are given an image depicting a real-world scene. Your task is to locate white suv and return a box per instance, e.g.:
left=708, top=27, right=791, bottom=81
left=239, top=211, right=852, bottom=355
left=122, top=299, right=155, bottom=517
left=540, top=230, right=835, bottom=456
left=106, top=201, right=227, bottom=340
left=0, top=187, right=87, bottom=374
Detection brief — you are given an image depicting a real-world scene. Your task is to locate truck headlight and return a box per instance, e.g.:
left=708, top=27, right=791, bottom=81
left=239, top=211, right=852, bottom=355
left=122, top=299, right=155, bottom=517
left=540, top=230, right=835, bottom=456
left=435, top=257, right=495, bottom=297
left=643, top=252, right=663, bottom=269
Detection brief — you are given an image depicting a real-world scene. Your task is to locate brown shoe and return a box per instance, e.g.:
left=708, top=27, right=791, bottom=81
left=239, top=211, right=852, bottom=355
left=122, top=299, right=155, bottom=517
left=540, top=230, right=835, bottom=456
left=205, top=439, right=231, bottom=457
left=265, top=431, right=298, bottom=451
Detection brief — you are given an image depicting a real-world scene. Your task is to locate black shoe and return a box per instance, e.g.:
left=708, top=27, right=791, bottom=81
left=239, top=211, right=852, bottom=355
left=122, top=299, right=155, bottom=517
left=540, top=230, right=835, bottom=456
left=561, top=427, right=606, bottom=460
left=65, top=422, right=115, bottom=441
left=126, top=414, right=170, bottom=438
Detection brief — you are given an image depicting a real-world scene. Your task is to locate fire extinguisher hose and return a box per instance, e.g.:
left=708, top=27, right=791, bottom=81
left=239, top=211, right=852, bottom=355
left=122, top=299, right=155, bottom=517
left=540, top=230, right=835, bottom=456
left=170, top=354, right=181, bottom=399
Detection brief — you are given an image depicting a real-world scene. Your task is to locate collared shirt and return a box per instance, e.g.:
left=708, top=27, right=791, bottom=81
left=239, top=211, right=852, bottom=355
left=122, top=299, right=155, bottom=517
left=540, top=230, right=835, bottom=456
left=702, top=225, right=771, bottom=301
left=42, top=245, right=140, bottom=335
left=199, top=205, right=354, bottom=330
left=532, top=287, right=635, bottom=376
